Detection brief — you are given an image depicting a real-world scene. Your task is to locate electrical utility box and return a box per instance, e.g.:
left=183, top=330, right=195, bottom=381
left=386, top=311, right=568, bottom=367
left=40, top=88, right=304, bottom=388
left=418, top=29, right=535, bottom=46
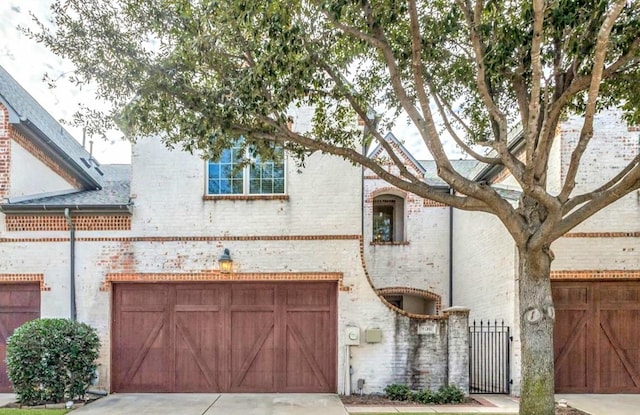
left=345, top=326, right=361, bottom=345
left=365, top=328, right=382, bottom=343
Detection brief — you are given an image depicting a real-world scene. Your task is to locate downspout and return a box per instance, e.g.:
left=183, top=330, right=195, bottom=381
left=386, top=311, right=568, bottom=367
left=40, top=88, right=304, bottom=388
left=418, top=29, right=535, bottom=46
left=64, top=208, right=77, bottom=321
left=448, top=188, right=454, bottom=307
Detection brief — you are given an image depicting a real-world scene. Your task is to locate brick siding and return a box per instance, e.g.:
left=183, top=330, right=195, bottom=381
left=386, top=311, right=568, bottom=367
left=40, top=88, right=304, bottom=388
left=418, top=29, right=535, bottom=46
left=5, top=215, right=132, bottom=231
left=550, top=270, right=640, bottom=280
left=101, top=271, right=345, bottom=291
left=0, top=105, right=10, bottom=199
left=0, top=273, right=50, bottom=291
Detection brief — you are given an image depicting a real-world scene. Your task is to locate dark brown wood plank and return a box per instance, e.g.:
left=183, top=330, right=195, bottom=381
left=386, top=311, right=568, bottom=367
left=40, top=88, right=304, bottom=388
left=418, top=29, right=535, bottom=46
left=174, top=284, right=224, bottom=391
left=282, top=282, right=337, bottom=392
left=552, top=282, right=591, bottom=393
left=553, top=281, right=640, bottom=393
left=0, top=283, right=40, bottom=393
left=112, top=281, right=337, bottom=393
left=111, top=284, right=170, bottom=392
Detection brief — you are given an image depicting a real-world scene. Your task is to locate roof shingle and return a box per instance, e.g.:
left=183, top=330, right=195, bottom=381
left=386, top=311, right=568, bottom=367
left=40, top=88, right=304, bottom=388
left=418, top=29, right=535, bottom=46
left=0, top=65, right=104, bottom=188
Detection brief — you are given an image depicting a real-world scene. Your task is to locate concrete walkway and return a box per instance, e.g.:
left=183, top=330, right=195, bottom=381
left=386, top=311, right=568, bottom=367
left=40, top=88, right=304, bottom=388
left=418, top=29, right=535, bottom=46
left=3, top=392, right=639, bottom=414
left=556, top=394, right=640, bottom=415
left=0, top=394, right=16, bottom=407
left=71, top=393, right=348, bottom=415
left=345, top=394, right=519, bottom=413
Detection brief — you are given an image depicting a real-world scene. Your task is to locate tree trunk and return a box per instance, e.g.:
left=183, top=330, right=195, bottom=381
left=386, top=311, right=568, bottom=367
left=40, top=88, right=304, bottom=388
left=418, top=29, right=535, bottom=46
left=518, top=247, right=555, bottom=415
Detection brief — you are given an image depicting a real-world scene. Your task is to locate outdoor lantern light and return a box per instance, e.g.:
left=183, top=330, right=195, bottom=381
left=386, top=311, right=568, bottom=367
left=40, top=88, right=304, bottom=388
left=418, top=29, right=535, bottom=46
left=219, top=248, right=233, bottom=273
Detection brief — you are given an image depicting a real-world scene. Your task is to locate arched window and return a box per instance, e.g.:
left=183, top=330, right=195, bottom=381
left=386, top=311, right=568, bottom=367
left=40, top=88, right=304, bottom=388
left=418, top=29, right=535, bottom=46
left=382, top=293, right=437, bottom=315
left=378, top=288, right=441, bottom=316
left=372, top=194, right=404, bottom=243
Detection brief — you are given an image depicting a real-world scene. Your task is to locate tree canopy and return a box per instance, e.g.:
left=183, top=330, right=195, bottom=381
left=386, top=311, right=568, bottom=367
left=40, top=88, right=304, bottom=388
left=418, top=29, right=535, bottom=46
left=25, top=1, right=640, bottom=414
left=27, top=0, right=640, bottom=243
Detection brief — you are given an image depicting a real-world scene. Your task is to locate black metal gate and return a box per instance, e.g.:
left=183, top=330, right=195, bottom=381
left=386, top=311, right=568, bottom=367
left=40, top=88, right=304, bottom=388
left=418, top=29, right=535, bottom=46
left=469, top=320, right=511, bottom=394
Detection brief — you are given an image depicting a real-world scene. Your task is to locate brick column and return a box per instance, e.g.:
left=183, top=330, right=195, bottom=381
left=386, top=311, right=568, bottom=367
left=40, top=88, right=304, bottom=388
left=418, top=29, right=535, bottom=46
left=444, top=306, right=470, bottom=394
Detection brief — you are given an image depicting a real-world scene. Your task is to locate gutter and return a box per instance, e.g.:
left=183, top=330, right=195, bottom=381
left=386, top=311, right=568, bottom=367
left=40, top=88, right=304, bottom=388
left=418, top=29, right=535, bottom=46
left=449, top=189, right=454, bottom=307
left=0, top=204, right=133, bottom=214
left=63, top=208, right=77, bottom=321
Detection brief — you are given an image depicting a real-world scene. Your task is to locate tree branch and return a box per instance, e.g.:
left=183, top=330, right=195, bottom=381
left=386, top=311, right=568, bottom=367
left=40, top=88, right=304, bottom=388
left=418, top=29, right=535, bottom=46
left=455, top=0, right=531, bottom=191
left=311, top=52, right=423, bottom=185
left=322, top=0, right=528, bottom=242
left=245, top=117, right=494, bottom=212
left=562, top=154, right=640, bottom=214
left=455, top=0, right=508, bottom=141
left=552, top=165, right=640, bottom=240
left=510, top=66, right=530, bottom=129
left=524, top=0, right=545, bottom=185
left=407, top=0, right=431, bottom=121
left=428, top=85, right=503, bottom=164
left=559, top=0, right=628, bottom=202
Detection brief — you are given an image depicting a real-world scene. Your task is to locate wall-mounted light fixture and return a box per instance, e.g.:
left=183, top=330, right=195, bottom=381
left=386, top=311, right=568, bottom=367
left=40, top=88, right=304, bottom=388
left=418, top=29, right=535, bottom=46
left=219, top=248, right=233, bottom=273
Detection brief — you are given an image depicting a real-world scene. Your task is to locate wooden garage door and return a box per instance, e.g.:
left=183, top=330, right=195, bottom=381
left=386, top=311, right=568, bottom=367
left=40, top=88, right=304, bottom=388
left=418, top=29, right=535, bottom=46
left=0, top=283, right=40, bottom=392
left=112, top=282, right=337, bottom=393
left=553, top=281, right=640, bottom=393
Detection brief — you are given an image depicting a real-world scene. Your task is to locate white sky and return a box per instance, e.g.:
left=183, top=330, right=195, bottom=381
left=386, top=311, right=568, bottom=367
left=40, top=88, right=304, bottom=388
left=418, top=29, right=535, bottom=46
left=0, top=1, right=465, bottom=166
left=0, top=0, right=132, bottom=164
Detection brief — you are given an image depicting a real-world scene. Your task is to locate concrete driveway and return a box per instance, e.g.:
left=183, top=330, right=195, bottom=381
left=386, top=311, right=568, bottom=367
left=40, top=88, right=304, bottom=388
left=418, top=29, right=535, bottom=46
left=72, top=393, right=348, bottom=415
left=556, top=394, right=640, bottom=415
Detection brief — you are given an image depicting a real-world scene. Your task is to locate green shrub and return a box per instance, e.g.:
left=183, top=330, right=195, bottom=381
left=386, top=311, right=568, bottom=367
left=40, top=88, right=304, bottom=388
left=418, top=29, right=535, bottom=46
left=411, top=389, right=436, bottom=404
left=434, top=384, right=465, bottom=404
left=383, top=383, right=412, bottom=401
left=384, top=383, right=466, bottom=404
left=6, top=318, right=101, bottom=405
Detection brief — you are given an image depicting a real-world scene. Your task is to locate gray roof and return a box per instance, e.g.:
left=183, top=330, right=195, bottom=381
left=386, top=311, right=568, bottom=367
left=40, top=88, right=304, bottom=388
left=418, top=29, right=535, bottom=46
left=420, top=159, right=522, bottom=200
left=419, top=159, right=480, bottom=186
left=465, top=127, right=525, bottom=181
left=1, top=165, right=131, bottom=212
left=0, top=65, right=103, bottom=189
left=492, top=185, right=522, bottom=201
left=369, top=132, right=426, bottom=174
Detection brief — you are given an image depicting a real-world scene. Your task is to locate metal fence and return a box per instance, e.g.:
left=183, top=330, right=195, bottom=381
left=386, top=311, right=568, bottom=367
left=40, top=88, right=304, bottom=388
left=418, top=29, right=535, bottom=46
left=469, top=320, right=511, bottom=394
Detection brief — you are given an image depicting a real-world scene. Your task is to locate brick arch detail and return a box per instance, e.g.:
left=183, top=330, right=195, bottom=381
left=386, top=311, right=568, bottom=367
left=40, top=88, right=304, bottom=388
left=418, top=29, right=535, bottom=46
left=357, top=237, right=445, bottom=321
left=369, top=186, right=408, bottom=200
left=0, top=273, right=50, bottom=291
left=376, top=286, right=442, bottom=315
left=101, top=271, right=347, bottom=292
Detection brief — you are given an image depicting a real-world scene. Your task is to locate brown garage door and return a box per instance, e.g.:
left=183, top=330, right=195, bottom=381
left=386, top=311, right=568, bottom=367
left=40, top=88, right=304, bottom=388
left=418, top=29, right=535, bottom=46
left=0, top=283, right=41, bottom=392
left=553, top=281, right=640, bottom=393
left=112, top=282, right=337, bottom=393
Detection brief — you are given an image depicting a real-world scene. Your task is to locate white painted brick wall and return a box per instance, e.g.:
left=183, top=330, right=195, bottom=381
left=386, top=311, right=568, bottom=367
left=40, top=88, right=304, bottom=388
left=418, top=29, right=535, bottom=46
left=452, top=209, right=521, bottom=394
left=1, top=135, right=461, bottom=395
left=551, top=237, right=640, bottom=270
left=561, top=110, right=639, bottom=190
left=9, top=139, right=76, bottom=198
left=453, top=111, right=640, bottom=396
left=452, top=211, right=516, bottom=323
left=363, top=177, right=450, bottom=305
left=131, top=137, right=362, bottom=236
left=559, top=110, right=640, bottom=233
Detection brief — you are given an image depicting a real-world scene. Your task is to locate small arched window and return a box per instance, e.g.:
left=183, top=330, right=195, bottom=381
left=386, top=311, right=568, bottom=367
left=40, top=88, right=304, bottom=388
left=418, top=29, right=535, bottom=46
left=382, top=293, right=437, bottom=315
left=378, top=288, right=441, bottom=316
left=372, top=194, right=404, bottom=243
